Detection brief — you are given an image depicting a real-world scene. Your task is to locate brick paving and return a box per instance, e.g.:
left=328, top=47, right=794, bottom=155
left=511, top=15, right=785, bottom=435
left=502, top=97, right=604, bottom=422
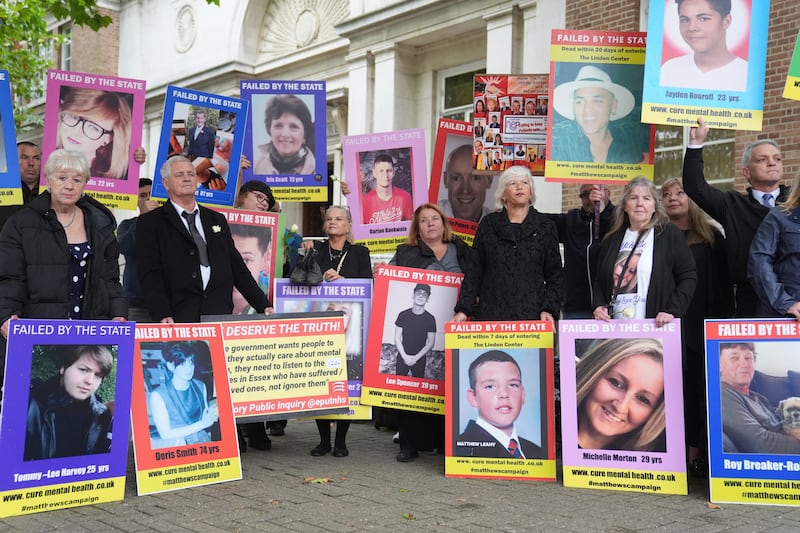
left=2, top=418, right=800, bottom=532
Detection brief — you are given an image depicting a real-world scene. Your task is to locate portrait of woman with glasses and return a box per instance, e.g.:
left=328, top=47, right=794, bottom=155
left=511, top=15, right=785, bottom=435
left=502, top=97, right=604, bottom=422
left=56, top=87, right=133, bottom=181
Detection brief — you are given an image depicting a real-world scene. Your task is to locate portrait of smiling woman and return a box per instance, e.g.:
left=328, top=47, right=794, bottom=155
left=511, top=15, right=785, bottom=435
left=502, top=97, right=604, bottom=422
left=56, top=87, right=133, bottom=180
left=576, top=337, right=666, bottom=452
left=254, top=94, right=316, bottom=175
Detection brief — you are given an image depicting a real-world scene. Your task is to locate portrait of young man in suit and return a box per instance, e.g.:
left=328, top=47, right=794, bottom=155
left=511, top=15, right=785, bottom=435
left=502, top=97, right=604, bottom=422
left=184, top=110, right=216, bottom=160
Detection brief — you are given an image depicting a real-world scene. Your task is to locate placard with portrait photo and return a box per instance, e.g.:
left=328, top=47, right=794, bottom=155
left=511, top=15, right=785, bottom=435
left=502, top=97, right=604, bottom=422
left=151, top=86, right=247, bottom=207
left=444, top=320, right=556, bottom=481
left=343, top=129, right=428, bottom=254
left=643, top=0, right=769, bottom=130
left=559, top=319, right=687, bottom=495
left=0, top=319, right=135, bottom=517
left=361, top=265, right=461, bottom=414
left=240, top=80, right=328, bottom=203
left=130, top=323, right=241, bottom=495
left=428, top=118, right=499, bottom=244
left=706, top=319, right=800, bottom=506
left=0, top=70, right=21, bottom=205
left=547, top=30, right=655, bottom=184
left=41, top=70, right=146, bottom=210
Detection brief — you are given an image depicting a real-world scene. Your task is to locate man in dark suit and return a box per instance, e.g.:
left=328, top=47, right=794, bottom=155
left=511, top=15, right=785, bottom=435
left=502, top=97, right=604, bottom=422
left=136, top=155, right=272, bottom=324
left=454, top=350, right=543, bottom=459
left=184, top=110, right=216, bottom=160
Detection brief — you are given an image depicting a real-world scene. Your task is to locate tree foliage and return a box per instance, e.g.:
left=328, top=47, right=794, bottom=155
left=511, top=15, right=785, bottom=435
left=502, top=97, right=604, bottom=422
left=0, top=0, right=220, bottom=131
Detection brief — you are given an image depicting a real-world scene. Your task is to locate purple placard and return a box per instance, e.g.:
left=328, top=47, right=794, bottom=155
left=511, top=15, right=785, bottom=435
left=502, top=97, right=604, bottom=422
left=239, top=80, right=327, bottom=203
left=41, top=70, right=146, bottom=210
left=342, top=129, right=428, bottom=253
left=559, top=319, right=687, bottom=494
left=0, top=319, right=135, bottom=516
left=274, top=278, right=372, bottom=419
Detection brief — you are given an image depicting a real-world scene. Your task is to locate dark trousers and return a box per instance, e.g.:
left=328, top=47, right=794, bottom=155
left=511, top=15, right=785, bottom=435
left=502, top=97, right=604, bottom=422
left=315, top=419, right=350, bottom=448
left=395, top=354, right=426, bottom=378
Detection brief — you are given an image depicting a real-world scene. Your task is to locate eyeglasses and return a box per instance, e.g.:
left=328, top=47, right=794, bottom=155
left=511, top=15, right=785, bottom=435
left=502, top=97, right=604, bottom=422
left=250, top=192, right=269, bottom=204
left=61, top=113, right=113, bottom=141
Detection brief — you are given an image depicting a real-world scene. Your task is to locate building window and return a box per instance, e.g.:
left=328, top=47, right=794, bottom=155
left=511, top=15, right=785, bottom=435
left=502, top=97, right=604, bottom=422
left=439, top=62, right=485, bottom=122
left=654, top=125, right=735, bottom=189
left=58, top=23, right=72, bottom=71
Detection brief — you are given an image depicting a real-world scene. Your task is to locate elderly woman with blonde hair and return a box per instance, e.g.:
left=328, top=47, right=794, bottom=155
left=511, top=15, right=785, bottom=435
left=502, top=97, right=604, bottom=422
left=454, top=165, right=562, bottom=322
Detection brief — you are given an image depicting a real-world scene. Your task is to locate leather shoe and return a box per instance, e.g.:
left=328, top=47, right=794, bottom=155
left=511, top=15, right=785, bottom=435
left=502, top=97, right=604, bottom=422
left=310, top=444, right=332, bottom=456
left=333, top=447, right=349, bottom=457
left=249, top=433, right=272, bottom=451
left=396, top=449, right=418, bottom=462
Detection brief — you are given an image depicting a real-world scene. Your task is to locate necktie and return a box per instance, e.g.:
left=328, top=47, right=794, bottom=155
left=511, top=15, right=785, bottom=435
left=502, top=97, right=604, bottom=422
left=508, top=438, right=522, bottom=458
left=182, top=211, right=209, bottom=266
left=194, top=127, right=201, bottom=140
left=762, top=193, right=773, bottom=208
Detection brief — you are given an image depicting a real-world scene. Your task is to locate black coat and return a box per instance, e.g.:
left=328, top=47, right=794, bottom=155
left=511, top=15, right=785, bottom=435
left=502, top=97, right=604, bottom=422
left=312, top=240, right=373, bottom=278
left=0, top=191, right=126, bottom=324
left=456, top=207, right=563, bottom=320
left=136, top=201, right=269, bottom=323
left=592, top=224, right=697, bottom=318
left=391, top=236, right=474, bottom=272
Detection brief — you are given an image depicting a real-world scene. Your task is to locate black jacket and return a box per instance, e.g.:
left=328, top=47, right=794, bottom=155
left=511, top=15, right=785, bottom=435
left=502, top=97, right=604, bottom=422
left=683, top=146, right=789, bottom=314
left=391, top=235, right=474, bottom=272
left=545, top=202, right=615, bottom=313
left=593, top=224, right=697, bottom=318
left=0, top=191, right=126, bottom=325
left=312, top=240, right=373, bottom=278
left=25, top=377, right=112, bottom=460
left=456, top=207, right=563, bottom=320
left=137, top=201, right=269, bottom=323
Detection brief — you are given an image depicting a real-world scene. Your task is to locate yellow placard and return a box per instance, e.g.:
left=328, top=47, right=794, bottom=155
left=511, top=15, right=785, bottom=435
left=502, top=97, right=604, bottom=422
left=544, top=160, right=652, bottom=183
left=0, top=477, right=125, bottom=518
left=353, top=236, right=407, bottom=254
left=445, top=457, right=556, bottom=481
left=550, top=45, right=646, bottom=65
left=641, top=103, right=763, bottom=131
left=0, top=188, right=23, bottom=206
left=361, top=386, right=445, bottom=414
left=86, top=190, right=137, bottom=210
left=135, top=458, right=241, bottom=495
left=711, top=477, right=800, bottom=505
left=270, top=186, right=327, bottom=202
left=563, top=466, right=686, bottom=495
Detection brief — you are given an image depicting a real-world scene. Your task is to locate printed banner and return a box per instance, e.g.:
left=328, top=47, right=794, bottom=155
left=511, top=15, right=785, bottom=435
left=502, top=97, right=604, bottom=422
left=472, top=74, right=549, bottom=176
left=274, top=278, right=373, bottom=420
left=559, top=319, right=687, bottom=495
left=642, top=0, right=769, bottom=130
left=0, top=319, right=135, bottom=517
left=706, top=319, right=800, bottom=506
left=211, top=314, right=349, bottom=420
left=343, top=129, right=428, bottom=253
left=240, top=80, right=327, bottom=202
left=783, top=31, right=800, bottom=101
left=213, top=207, right=285, bottom=304
left=361, top=265, right=462, bottom=414
left=444, top=321, right=556, bottom=481
left=151, top=86, right=248, bottom=207
left=428, top=118, right=497, bottom=244
left=41, top=69, right=146, bottom=210
left=546, top=30, right=655, bottom=184
left=0, top=70, right=21, bottom=205
left=130, top=323, right=241, bottom=495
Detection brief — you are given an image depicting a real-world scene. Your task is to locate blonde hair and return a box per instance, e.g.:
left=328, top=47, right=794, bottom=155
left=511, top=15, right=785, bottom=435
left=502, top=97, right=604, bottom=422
left=576, top=338, right=665, bottom=451
left=58, top=88, right=132, bottom=180
left=324, top=205, right=354, bottom=243
left=782, top=174, right=800, bottom=212
left=661, top=178, right=716, bottom=245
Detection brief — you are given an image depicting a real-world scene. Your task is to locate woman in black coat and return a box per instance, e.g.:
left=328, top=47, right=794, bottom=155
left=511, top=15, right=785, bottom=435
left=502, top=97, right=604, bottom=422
left=454, top=166, right=562, bottom=323
left=592, top=176, right=696, bottom=326
left=305, top=206, right=372, bottom=457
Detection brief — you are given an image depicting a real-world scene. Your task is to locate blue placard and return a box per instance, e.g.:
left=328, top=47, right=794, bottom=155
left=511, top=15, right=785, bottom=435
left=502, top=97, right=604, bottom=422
left=0, top=70, right=22, bottom=205
left=151, top=86, right=248, bottom=207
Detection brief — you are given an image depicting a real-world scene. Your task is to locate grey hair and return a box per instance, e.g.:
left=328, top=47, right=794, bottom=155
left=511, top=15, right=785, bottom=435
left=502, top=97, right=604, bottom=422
left=160, top=155, right=192, bottom=180
left=44, top=149, right=91, bottom=182
left=494, top=165, right=535, bottom=210
left=741, top=140, right=780, bottom=168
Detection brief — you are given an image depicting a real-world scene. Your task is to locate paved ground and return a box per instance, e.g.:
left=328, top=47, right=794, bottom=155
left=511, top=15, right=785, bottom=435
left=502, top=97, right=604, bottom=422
left=2, top=418, right=800, bottom=532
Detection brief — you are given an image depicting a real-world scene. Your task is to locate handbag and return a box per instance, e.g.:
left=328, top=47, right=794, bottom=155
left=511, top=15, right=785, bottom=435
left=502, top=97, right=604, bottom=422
left=290, top=248, right=323, bottom=285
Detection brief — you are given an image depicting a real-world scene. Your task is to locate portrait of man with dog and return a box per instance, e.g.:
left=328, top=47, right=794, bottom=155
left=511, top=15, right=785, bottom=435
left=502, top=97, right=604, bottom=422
left=719, top=342, right=800, bottom=455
